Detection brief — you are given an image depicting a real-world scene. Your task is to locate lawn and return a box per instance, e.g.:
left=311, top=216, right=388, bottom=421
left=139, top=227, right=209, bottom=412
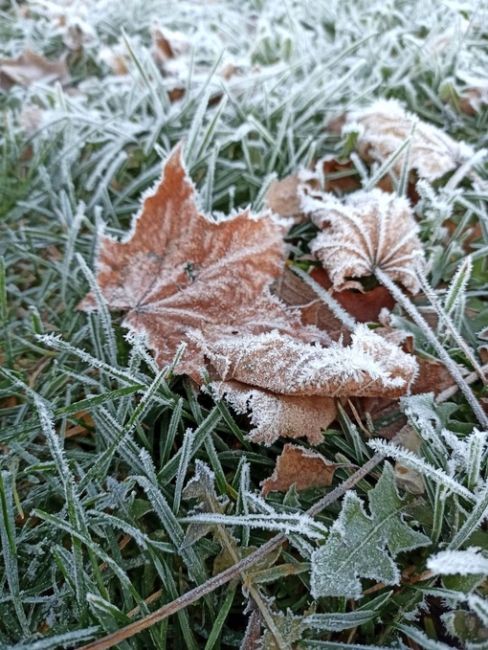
left=1, top=1, right=488, bottom=649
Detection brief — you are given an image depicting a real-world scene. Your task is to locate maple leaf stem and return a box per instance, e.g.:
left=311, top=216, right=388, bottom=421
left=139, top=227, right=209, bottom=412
left=375, top=268, right=488, bottom=429
left=76, top=453, right=385, bottom=650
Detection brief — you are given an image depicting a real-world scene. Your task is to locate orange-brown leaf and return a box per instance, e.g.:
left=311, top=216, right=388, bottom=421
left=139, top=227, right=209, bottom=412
left=273, top=267, right=346, bottom=342
left=261, top=444, right=340, bottom=495
left=79, top=145, right=295, bottom=377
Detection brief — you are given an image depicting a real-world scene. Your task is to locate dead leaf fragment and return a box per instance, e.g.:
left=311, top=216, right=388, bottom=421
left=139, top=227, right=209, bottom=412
left=99, top=45, right=129, bottom=76
left=79, top=144, right=293, bottom=377
left=212, top=381, right=336, bottom=445
left=309, top=267, right=395, bottom=323
left=273, top=267, right=345, bottom=342
left=0, top=50, right=68, bottom=90
left=151, top=24, right=190, bottom=69
left=393, top=425, right=425, bottom=495
left=261, top=444, right=339, bottom=495
left=265, top=175, right=302, bottom=220
left=347, top=98, right=474, bottom=181
left=309, top=188, right=424, bottom=294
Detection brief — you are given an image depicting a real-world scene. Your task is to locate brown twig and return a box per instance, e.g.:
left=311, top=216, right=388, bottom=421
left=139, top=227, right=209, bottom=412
left=78, top=453, right=384, bottom=650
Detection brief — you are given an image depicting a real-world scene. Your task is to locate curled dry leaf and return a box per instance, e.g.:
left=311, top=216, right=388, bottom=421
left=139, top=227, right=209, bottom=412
left=309, top=188, right=424, bottom=294
left=197, top=326, right=418, bottom=399
left=346, top=98, right=474, bottom=181
left=0, top=50, right=68, bottom=90
left=79, top=144, right=295, bottom=377
left=261, top=444, right=340, bottom=495
left=197, top=324, right=418, bottom=445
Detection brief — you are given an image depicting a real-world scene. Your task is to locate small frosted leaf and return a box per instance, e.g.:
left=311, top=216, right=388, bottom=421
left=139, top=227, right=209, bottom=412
left=265, top=174, right=303, bottom=221
left=261, top=443, right=340, bottom=494
left=309, top=188, right=424, bottom=294
left=311, top=463, right=430, bottom=599
left=347, top=98, right=475, bottom=181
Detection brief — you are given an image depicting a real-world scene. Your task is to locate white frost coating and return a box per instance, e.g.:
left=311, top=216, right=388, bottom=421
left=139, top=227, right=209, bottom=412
left=308, top=188, right=424, bottom=294
left=210, top=380, right=336, bottom=445
left=427, top=548, right=488, bottom=576
left=180, top=512, right=327, bottom=539
left=346, top=98, right=475, bottom=181
left=368, top=439, right=477, bottom=502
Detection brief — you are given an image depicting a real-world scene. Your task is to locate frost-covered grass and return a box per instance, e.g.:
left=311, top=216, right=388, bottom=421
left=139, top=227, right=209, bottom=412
left=1, top=1, right=488, bottom=648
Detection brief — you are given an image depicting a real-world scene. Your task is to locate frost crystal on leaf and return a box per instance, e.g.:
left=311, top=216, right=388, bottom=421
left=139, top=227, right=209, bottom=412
left=79, top=145, right=294, bottom=377
left=211, top=381, right=336, bottom=446
left=427, top=549, right=488, bottom=576
left=346, top=98, right=475, bottom=181
left=310, top=463, right=430, bottom=599
left=309, top=188, right=424, bottom=294
left=198, top=323, right=417, bottom=445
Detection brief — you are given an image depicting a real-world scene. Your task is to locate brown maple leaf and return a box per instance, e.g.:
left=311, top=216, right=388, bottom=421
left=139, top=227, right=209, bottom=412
left=261, top=444, right=341, bottom=495
left=0, top=50, right=68, bottom=90
left=79, top=144, right=299, bottom=377
left=308, top=189, right=424, bottom=294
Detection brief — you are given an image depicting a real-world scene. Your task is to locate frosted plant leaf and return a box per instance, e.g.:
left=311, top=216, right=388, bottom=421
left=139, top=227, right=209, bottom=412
left=346, top=98, right=475, bottom=181
left=0, top=50, right=69, bottom=90
left=427, top=549, right=488, bottom=576
left=261, top=444, right=340, bottom=495
left=310, top=463, right=430, bottom=599
left=197, top=324, right=418, bottom=398
left=211, top=381, right=336, bottom=446
left=308, top=188, right=424, bottom=294
left=79, top=145, right=298, bottom=377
